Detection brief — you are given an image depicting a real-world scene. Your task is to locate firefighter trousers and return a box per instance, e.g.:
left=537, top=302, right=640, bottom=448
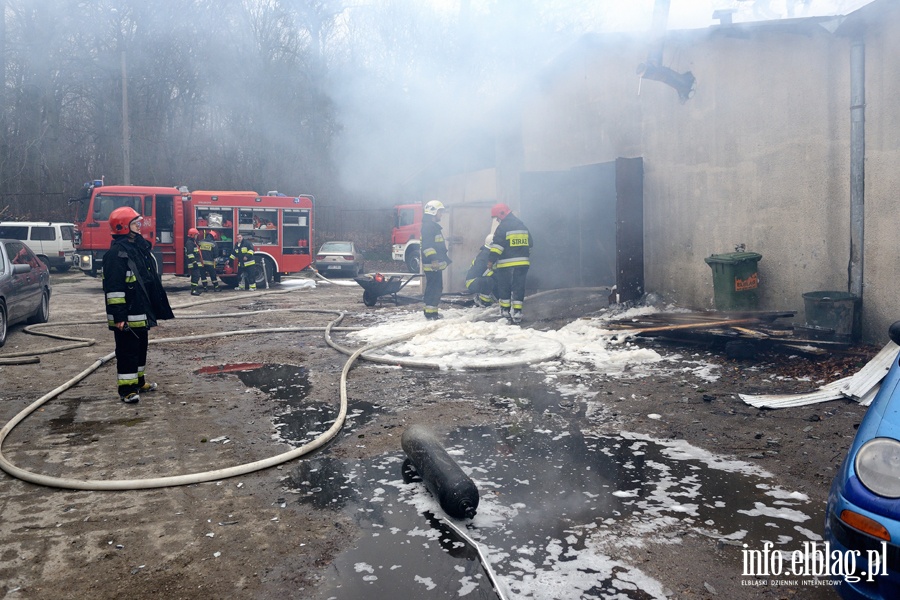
left=238, top=264, right=259, bottom=290
left=423, top=270, right=443, bottom=317
left=467, top=275, right=496, bottom=303
left=189, top=265, right=202, bottom=291
left=114, top=326, right=149, bottom=398
left=496, top=265, right=529, bottom=312
left=200, top=264, right=219, bottom=287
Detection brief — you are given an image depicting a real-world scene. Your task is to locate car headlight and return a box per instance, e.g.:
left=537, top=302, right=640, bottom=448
left=856, top=437, right=900, bottom=497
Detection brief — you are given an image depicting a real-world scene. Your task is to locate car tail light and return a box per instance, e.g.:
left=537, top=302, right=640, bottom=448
left=315, top=255, right=325, bottom=261
left=58, top=251, right=65, bottom=256
left=343, top=255, right=355, bottom=260
left=840, top=510, right=891, bottom=541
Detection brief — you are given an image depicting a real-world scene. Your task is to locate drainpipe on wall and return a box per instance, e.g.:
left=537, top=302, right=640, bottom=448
left=848, top=38, right=865, bottom=302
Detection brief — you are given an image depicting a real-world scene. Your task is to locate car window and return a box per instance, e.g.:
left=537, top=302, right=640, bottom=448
left=320, top=242, right=352, bottom=253
left=61, top=225, right=74, bottom=240
left=0, top=225, right=29, bottom=240
left=7, top=241, right=37, bottom=267
left=32, top=226, right=55, bottom=241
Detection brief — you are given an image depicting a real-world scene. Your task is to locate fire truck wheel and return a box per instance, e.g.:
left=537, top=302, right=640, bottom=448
left=257, top=257, right=276, bottom=288
left=405, top=247, right=420, bottom=274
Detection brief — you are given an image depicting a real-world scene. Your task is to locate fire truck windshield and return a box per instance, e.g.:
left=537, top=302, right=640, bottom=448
left=93, top=195, right=143, bottom=220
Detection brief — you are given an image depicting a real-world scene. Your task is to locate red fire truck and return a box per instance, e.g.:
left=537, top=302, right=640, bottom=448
left=70, top=181, right=314, bottom=287
left=391, top=203, right=423, bottom=273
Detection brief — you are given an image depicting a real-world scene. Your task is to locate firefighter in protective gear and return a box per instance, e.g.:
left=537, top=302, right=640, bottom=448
left=488, top=203, right=532, bottom=324
left=421, top=200, right=450, bottom=320
left=102, top=206, right=174, bottom=403
left=198, top=230, right=221, bottom=291
left=185, top=227, right=203, bottom=295
left=466, top=234, right=497, bottom=307
left=230, top=233, right=259, bottom=291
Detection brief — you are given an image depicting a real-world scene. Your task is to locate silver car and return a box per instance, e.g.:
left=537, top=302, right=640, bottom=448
left=0, top=239, right=51, bottom=347
left=315, top=241, right=365, bottom=277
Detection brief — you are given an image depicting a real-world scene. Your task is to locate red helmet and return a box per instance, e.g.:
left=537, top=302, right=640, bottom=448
left=188, top=228, right=200, bottom=238
left=491, top=203, right=511, bottom=220
left=207, top=230, right=219, bottom=240
left=109, top=206, right=141, bottom=234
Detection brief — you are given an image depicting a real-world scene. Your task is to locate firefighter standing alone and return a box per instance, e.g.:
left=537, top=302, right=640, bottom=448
left=102, top=206, right=174, bottom=403
left=421, top=200, right=450, bottom=320
left=488, top=203, right=532, bottom=324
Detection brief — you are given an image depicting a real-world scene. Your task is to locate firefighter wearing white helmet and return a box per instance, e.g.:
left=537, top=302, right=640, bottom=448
left=421, top=200, right=450, bottom=319
left=465, top=233, right=497, bottom=307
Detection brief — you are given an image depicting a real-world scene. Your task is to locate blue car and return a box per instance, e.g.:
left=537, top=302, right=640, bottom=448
left=826, top=322, right=900, bottom=599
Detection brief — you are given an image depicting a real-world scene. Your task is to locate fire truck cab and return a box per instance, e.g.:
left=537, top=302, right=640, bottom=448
left=70, top=182, right=314, bottom=286
left=391, top=203, right=423, bottom=273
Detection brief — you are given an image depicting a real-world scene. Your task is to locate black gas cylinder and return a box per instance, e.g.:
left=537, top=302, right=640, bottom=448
left=401, top=424, right=479, bottom=520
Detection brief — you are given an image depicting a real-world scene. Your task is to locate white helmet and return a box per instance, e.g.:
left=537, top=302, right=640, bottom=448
left=424, top=200, right=445, bottom=216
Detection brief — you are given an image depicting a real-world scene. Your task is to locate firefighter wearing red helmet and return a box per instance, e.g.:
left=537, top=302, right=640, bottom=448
left=102, top=206, right=174, bottom=404
left=421, top=200, right=450, bottom=320
left=185, top=227, right=203, bottom=295
left=488, top=203, right=532, bottom=324
left=198, top=230, right=221, bottom=291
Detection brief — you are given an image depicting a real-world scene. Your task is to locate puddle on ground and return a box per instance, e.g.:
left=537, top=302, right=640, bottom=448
left=285, top=422, right=820, bottom=599
left=196, top=363, right=379, bottom=445
left=47, top=397, right=148, bottom=444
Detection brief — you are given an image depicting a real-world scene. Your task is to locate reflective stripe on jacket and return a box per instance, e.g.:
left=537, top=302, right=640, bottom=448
left=229, top=241, right=256, bottom=267
left=421, top=218, right=449, bottom=272
left=198, top=239, right=216, bottom=266
left=490, top=213, right=531, bottom=269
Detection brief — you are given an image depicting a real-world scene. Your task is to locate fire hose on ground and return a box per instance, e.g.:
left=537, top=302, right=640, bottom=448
left=0, top=286, right=564, bottom=489
left=0, top=283, right=578, bottom=600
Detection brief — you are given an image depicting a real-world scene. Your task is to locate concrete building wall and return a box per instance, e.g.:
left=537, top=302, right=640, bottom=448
left=497, top=4, right=900, bottom=342
left=423, top=169, right=497, bottom=291
left=640, top=24, right=852, bottom=318
left=852, top=4, right=900, bottom=342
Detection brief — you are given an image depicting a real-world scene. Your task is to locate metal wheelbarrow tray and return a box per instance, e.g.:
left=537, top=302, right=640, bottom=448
left=355, top=273, right=420, bottom=307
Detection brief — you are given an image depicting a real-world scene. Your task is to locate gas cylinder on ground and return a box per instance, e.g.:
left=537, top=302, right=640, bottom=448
left=401, top=424, right=479, bottom=520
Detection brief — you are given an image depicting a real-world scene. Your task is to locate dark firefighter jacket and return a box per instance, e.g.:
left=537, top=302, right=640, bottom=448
left=421, top=218, right=450, bottom=272
left=489, top=213, right=532, bottom=269
left=103, top=234, right=174, bottom=330
left=198, top=236, right=217, bottom=266
left=185, top=237, right=201, bottom=269
left=465, top=245, right=494, bottom=288
left=230, top=239, right=257, bottom=267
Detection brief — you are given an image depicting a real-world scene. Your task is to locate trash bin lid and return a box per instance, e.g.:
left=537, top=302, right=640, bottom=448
left=704, top=252, right=762, bottom=265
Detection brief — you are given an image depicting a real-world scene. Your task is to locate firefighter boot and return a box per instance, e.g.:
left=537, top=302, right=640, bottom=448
left=191, top=289, right=202, bottom=296
left=213, top=282, right=220, bottom=292
left=511, top=309, right=523, bottom=325
left=500, top=307, right=511, bottom=320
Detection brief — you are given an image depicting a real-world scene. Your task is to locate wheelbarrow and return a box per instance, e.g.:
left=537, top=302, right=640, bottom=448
left=355, top=273, right=420, bottom=307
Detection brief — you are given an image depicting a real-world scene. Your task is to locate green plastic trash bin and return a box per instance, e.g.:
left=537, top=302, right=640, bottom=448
left=704, top=252, right=762, bottom=311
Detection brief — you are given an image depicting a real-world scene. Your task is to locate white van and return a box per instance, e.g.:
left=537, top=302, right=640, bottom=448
left=0, top=221, right=77, bottom=272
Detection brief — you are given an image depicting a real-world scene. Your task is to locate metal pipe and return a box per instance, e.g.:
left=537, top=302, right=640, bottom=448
left=848, top=38, right=865, bottom=301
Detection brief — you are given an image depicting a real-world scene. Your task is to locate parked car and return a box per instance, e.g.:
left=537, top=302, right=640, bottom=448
left=0, top=239, right=52, bottom=347
left=825, top=321, right=900, bottom=599
left=0, top=221, right=77, bottom=272
left=314, top=241, right=365, bottom=277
